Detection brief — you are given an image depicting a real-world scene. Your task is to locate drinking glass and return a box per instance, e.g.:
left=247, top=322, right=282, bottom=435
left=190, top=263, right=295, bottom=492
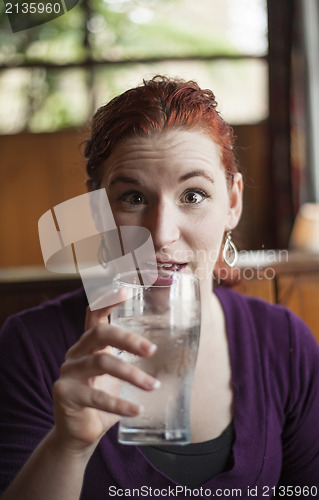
left=110, top=270, right=201, bottom=445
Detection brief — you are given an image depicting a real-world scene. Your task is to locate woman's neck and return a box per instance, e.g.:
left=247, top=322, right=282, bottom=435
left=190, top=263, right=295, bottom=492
left=199, top=277, right=225, bottom=342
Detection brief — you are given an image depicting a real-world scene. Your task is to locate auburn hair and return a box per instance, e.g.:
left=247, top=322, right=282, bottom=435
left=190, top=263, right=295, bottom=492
left=84, top=75, right=238, bottom=188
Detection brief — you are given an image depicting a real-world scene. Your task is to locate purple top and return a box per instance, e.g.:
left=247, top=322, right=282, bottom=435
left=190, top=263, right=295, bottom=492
left=1, top=287, right=319, bottom=498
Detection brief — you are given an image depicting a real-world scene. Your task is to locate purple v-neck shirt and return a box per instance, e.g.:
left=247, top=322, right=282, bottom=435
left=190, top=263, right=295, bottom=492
left=0, top=287, right=319, bottom=499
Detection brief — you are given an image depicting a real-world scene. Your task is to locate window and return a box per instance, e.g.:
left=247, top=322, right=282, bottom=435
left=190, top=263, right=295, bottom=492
left=0, top=0, right=268, bottom=133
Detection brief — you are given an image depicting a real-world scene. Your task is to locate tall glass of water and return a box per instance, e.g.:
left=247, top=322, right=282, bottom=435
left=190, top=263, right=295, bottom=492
left=110, top=270, right=201, bottom=445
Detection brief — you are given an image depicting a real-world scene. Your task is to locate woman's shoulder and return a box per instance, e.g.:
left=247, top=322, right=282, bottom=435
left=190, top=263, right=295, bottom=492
left=0, top=288, right=87, bottom=347
left=215, top=285, right=318, bottom=351
left=215, top=286, right=319, bottom=408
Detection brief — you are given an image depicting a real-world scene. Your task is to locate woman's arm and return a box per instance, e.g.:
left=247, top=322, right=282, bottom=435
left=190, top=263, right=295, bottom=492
left=0, top=427, right=91, bottom=500
left=1, top=296, right=159, bottom=500
left=278, top=312, right=319, bottom=487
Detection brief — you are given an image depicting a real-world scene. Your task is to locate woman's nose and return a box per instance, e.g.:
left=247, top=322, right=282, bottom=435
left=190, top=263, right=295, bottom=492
left=146, top=201, right=180, bottom=251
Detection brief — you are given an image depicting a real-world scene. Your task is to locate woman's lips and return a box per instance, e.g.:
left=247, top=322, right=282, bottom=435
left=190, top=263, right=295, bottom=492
left=137, top=262, right=188, bottom=286
left=148, top=261, right=187, bottom=272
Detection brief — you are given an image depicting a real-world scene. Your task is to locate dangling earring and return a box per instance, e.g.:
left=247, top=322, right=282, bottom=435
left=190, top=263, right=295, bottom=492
left=223, top=231, right=238, bottom=268
left=97, top=233, right=111, bottom=269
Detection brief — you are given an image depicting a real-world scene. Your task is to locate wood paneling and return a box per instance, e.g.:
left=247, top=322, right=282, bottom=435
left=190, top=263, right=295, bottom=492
left=234, top=122, right=273, bottom=250
left=0, top=130, right=87, bottom=267
left=0, top=123, right=270, bottom=268
left=277, top=273, right=319, bottom=339
left=0, top=276, right=82, bottom=327
left=1, top=254, right=318, bottom=341
left=233, top=273, right=276, bottom=304
left=233, top=252, right=319, bottom=342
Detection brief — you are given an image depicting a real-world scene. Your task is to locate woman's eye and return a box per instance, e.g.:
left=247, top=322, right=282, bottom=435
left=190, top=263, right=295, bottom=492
left=118, top=192, right=145, bottom=206
left=182, top=190, right=209, bottom=204
left=128, top=194, right=144, bottom=205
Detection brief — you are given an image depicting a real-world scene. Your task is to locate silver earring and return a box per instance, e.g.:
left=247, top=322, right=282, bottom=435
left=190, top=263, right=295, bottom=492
left=223, top=231, right=238, bottom=268
left=97, top=233, right=111, bottom=269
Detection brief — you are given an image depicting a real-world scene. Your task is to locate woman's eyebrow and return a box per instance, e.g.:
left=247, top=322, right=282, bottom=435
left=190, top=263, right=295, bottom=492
left=108, top=175, right=141, bottom=187
left=108, top=170, right=214, bottom=188
left=179, top=170, right=214, bottom=184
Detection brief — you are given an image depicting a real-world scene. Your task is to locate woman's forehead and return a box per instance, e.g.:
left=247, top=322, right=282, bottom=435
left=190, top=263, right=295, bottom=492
left=99, top=130, right=227, bottom=194
left=103, top=129, right=222, bottom=171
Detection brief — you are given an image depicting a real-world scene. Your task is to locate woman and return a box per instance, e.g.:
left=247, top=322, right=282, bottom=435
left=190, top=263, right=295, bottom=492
left=0, top=76, right=318, bottom=499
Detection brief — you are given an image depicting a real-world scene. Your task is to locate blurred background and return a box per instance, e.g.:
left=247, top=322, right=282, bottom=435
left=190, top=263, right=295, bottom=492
left=0, top=0, right=318, bottom=265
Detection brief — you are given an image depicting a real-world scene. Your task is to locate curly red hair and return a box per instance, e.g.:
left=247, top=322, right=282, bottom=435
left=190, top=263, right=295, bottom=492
left=84, top=75, right=238, bottom=188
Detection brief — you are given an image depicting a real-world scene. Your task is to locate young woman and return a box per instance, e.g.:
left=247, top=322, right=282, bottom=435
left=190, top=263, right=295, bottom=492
left=1, top=76, right=318, bottom=499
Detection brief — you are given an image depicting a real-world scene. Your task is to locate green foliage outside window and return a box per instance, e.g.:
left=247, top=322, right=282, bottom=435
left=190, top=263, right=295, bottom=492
left=0, top=0, right=268, bottom=133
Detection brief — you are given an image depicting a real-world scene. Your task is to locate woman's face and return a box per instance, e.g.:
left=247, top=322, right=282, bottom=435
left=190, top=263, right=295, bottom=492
left=100, top=128, right=243, bottom=283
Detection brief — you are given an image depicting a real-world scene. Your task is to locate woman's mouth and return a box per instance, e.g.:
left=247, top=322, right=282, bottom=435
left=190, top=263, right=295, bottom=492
left=136, top=262, right=188, bottom=286
left=157, top=262, right=186, bottom=272
left=144, top=261, right=187, bottom=272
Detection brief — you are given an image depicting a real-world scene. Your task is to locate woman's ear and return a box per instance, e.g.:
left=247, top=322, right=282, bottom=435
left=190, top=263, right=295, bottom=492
left=227, top=172, right=243, bottom=230
left=86, top=179, right=94, bottom=192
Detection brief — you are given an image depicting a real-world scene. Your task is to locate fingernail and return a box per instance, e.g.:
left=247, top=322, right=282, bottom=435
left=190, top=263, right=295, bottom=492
left=148, top=343, right=158, bottom=355
left=140, top=342, right=157, bottom=355
left=145, top=377, right=161, bottom=390
left=152, top=379, right=161, bottom=390
left=147, top=344, right=157, bottom=354
left=128, top=405, right=140, bottom=416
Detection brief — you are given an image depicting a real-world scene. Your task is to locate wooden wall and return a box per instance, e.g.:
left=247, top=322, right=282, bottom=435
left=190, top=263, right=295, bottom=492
left=234, top=122, right=273, bottom=250
left=0, top=123, right=271, bottom=268
left=0, top=129, right=87, bottom=267
left=1, top=253, right=318, bottom=341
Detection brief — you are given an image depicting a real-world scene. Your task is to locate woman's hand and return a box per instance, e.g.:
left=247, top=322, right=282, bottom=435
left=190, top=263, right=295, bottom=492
left=52, top=291, right=158, bottom=456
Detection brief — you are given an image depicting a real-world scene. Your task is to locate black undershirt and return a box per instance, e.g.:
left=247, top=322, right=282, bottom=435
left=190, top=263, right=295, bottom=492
left=139, top=422, right=235, bottom=488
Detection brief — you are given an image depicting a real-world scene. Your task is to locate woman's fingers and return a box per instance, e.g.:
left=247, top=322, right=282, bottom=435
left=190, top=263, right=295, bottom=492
left=56, top=289, right=160, bottom=425
left=61, top=352, right=160, bottom=391
left=66, top=324, right=157, bottom=361
left=85, top=288, right=127, bottom=331
left=54, top=379, right=141, bottom=417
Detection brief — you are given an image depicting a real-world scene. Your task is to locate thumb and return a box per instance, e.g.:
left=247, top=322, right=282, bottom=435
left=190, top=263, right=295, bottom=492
left=85, top=287, right=128, bottom=330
